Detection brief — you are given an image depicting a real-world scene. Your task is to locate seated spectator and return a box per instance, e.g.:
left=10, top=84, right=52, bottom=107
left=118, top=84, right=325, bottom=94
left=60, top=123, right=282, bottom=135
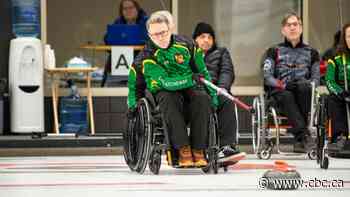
left=102, top=0, right=148, bottom=87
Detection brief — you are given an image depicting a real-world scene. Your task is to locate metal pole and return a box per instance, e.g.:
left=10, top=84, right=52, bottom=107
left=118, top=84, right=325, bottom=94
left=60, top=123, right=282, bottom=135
left=338, top=0, right=343, bottom=28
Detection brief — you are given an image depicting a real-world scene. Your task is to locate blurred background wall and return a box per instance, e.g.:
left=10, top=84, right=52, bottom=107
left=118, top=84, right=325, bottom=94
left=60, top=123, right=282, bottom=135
left=47, top=0, right=171, bottom=68
left=2, top=0, right=349, bottom=86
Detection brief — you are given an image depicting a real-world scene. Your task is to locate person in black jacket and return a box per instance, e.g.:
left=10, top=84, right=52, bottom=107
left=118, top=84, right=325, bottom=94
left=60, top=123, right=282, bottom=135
left=192, top=22, right=246, bottom=164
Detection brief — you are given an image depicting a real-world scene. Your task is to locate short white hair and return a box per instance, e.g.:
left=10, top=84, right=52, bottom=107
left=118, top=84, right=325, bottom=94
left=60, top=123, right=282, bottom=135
left=146, top=11, right=171, bottom=32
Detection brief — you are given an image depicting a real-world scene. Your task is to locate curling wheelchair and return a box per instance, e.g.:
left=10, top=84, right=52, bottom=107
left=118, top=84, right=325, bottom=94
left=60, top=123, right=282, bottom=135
left=251, top=82, right=319, bottom=160
left=123, top=90, right=223, bottom=175
left=315, top=93, right=350, bottom=169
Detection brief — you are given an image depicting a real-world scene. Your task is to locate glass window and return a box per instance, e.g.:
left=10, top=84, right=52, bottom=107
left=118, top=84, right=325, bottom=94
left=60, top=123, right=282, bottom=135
left=179, top=0, right=301, bottom=86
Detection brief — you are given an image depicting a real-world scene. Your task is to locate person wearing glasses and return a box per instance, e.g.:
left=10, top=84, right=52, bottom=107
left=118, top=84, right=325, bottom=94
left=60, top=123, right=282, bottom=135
left=127, top=10, right=174, bottom=115
left=102, top=0, right=148, bottom=87
left=138, top=12, right=218, bottom=167
left=262, top=12, right=320, bottom=153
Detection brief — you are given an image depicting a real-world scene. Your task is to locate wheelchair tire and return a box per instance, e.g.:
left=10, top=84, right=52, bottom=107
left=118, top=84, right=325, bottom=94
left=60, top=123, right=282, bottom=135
left=307, top=149, right=317, bottom=160
left=321, top=156, right=329, bottom=169
left=252, top=97, right=263, bottom=154
left=259, top=149, right=272, bottom=160
left=201, top=148, right=218, bottom=174
left=315, top=95, right=329, bottom=169
left=202, top=114, right=219, bottom=174
left=149, top=147, right=162, bottom=175
left=123, top=118, right=139, bottom=171
left=134, top=98, right=153, bottom=174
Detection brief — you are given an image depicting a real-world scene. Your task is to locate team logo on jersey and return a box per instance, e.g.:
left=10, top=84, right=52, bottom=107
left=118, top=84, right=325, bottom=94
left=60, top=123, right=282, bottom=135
left=174, top=53, right=184, bottom=64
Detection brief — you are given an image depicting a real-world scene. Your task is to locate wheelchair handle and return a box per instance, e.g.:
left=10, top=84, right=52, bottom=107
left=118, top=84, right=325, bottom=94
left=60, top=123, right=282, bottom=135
left=199, top=77, right=255, bottom=113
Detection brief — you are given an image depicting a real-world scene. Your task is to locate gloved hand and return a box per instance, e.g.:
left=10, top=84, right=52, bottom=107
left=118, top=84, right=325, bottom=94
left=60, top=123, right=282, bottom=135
left=192, top=73, right=204, bottom=84
left=276, top=79, right=285, bottom=91
left=192, top=73, right=205, bottom=90
left=126, top=108, right=137, bottom=119
left=285, top=80, right=298, bottom=91
left=340, top=91, right=350, bottom=103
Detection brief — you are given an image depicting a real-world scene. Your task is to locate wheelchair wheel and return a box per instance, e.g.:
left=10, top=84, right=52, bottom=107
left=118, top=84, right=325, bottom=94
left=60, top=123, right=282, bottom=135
left=123, top=118, right=139, bottom=171
left=202, top=114, right=219, bottom=174
left=316, top=95, right=329, bottom=169
left=308, top=149, right=317, bottom=160
left=258, top=149, right=272, bottom=160
left=202, top=148, right=218, bottom=174
left=133, top=98, right=153, bottom=174
left=252, top=97, right=263, bottom=153
left=321, top=156, right=329, bottom=169
left=149, top=147, right=162, bottom=175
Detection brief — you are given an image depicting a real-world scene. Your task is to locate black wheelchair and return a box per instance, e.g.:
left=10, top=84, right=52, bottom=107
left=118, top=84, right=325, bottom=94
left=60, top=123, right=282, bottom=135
left=123, top=91, right=222, bottom=174
left=315, top=94, right=350, bottom=169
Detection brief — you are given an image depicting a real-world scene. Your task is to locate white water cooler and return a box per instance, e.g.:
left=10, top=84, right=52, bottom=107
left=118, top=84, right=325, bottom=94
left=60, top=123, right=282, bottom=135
left=9, top=37, right=44, bottom=133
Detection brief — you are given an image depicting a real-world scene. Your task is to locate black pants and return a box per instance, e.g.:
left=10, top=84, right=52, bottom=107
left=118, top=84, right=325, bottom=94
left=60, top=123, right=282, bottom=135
left=328, top=95, right=349, bottom=142
left=272, top=83, right=311, bottom=141
left=217, top=95, right=237, bottom=146
left=155, top=89, right=211, bottom=150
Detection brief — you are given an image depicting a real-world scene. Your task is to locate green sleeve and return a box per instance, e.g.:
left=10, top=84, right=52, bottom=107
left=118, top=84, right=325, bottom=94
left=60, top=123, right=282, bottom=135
left=127, top=66, right=137, bottom=109
left=193, top=47, right=219, bottom=107
left=143, top=59, right=195, bottom=93
left=325, top=58, right=343, bottom=95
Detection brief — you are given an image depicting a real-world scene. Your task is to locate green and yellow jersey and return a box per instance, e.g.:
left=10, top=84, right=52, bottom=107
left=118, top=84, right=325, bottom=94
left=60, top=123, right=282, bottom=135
left=326, top=53, right=350, bottom=95
left=141, top=35, right=218, bottom=107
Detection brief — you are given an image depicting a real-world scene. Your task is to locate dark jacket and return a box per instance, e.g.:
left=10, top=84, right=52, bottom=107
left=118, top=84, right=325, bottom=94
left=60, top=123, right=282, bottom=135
left=263, top=39, right=320, bottom=92
left=204, top=46, right=235, bottom=91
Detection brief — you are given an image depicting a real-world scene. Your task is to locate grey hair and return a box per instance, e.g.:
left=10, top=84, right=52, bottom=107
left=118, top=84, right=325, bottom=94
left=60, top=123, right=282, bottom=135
left=146, top=11, right=170, bottom=31
left=154, top=10, right=174, bottom=29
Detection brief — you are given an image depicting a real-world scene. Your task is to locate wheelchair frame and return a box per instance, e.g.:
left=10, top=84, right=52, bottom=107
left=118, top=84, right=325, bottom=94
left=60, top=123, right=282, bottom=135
left=251, top=82, right=319, bottom=160
left=315, top=94, right=330, bottom=169
left=123, top=92, right=224, bottom=175
left=315, top=94, right=350, bottom=169
left=316, top=61, right=350, bottom=169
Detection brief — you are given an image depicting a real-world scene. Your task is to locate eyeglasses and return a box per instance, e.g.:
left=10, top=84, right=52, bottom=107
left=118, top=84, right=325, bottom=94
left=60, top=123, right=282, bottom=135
left=284, top=22, right=301, bottom=28
left=148, top=29, right=169, bottom=39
